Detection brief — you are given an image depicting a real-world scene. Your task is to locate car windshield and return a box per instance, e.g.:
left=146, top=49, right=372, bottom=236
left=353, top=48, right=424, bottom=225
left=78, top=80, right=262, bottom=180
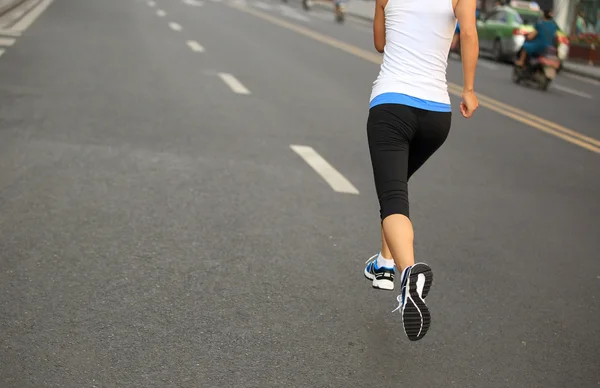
left=515, top=11, right=540, bottom=26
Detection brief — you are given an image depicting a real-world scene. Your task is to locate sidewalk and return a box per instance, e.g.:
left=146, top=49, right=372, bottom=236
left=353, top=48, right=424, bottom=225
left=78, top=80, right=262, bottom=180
left=314, top=0, right=374, bottom=21
left=316, top=0, right=600, bottom=81
left=340, top=0, right=374, bottom=21
left=562, top=61, right=600, bottom=81
left=0, top=0, right=25, bottom=16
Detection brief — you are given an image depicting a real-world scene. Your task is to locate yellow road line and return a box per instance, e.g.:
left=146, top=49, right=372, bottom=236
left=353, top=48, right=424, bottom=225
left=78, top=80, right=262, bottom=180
left=447, top=84, right=600, bottom=148
left=229, top=3, right=600, bottom=154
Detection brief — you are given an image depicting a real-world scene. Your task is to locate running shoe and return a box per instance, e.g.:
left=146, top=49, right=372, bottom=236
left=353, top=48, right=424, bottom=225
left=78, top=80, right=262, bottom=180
left=364, top=254, right=395, bottom=291
left=393, top=263, right=433, bottom=341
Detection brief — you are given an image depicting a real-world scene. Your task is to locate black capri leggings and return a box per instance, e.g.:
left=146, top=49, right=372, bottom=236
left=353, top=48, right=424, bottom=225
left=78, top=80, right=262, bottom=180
left=367, top=103, right=452, bottom=221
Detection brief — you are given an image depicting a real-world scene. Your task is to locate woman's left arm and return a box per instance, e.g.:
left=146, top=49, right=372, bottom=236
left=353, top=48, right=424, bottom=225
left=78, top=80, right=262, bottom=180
left=373, top=0, right=386, bottom=53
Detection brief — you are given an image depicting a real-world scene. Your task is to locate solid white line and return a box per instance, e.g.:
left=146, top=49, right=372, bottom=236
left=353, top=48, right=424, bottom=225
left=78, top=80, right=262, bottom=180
left=217, top=73, right=251, bottom=94
left=0, top=30, right=21, bottom=37
left=0, top=37, right=16, bottom=46
left=156, top=9, right=166, bottom=16
left=563, top=72, right=600, bottom=87
left=169, top=22, right=183, bottom=31
left=290, top=145, right=359, bottom=194
left=186, top=40, right=205, bottom=52
left=10, top=0, right=54, bottom=32
left=0, top=49, right=4, bottom=58
left=311, top=10, right=371, bottom=31
left=254, top=1, right=273, bottom=10
left=551, top=83, right=593, bottom=99
left=182, top=0, right=204, bottom=5
left=279, top=5, right=310, bottom=22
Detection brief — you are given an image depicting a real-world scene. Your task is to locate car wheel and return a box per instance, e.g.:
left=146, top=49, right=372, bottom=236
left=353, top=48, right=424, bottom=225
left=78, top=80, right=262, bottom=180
left=492, top=39, right=503, bottom=62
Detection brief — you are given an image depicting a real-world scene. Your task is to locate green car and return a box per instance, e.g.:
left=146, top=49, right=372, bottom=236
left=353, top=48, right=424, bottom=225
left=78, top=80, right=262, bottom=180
left=476, top=2, right=542, bottom=62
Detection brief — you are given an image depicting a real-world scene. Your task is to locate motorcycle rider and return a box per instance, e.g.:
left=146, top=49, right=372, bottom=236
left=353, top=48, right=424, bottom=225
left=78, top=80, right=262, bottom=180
left=514, top=9, right=558, bottom=68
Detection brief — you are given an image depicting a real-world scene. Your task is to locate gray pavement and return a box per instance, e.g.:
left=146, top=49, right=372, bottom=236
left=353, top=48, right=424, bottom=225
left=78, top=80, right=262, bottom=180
left=1, top=0, right=599, bottom=387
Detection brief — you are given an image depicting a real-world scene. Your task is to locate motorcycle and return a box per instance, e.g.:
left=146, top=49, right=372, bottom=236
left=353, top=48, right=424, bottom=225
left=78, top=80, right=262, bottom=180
left=512, top=46, right=561, bottom=91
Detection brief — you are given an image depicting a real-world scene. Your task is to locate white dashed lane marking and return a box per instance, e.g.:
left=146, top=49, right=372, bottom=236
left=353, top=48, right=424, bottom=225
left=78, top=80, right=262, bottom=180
left=187, top=40, right=205, bottom=52
left=217, top=73, right=251, bottom=95
left=169, top=22, right=183, bottom=31
left=290, top=145, right=359, bottom=194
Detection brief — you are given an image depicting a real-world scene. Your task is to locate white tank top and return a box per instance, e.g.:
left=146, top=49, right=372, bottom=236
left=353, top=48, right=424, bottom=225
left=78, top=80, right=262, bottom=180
left=370, top=0, right=456, bottom=106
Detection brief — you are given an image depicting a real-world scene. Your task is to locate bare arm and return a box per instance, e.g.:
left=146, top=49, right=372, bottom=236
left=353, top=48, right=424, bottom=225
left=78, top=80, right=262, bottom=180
left=455, top=0, right=479, bottom=117
left=455, top=0, right=478, bottom=92
left=373, top=0, right=386, bottom=53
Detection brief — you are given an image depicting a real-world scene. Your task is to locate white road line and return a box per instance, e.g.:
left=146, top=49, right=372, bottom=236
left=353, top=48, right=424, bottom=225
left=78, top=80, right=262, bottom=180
left=156, top=9, right=166, bottom=16
left=0, top=29, right=21, bottom=37
left=311, top=11, right=371, bottom=31
left=290, top=145, right=359, bottom=194
left=148, top=0, right=156, bottom=6
left=182, top=0, right=204, bottom=5
left=478, top=60, right=499, bottom=71
left=551, top=83, right=593, bottom=99
left=310, top=11, right=330, bottom=21
left=10, top=0, right=54, bottom=32
left=254, top=1, right=273, bottom=10
left=0, top=37, right=16, bottom=46
left=169, top=22, right=183, bottom=31
left=217, top=72, right=251, bottom=94
left=0, top=49, right=4, bottom=58
left=186, top=40, right=205, bottom=52
left=563, top=72, right=600, bottom=87
left=279, top=5, right=310, bottom=22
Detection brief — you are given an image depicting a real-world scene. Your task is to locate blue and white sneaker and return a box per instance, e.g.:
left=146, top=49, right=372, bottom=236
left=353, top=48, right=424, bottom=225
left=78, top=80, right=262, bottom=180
left=364, top=254, right=395, bottom=291
left=393, top=263, right=434, bottom=341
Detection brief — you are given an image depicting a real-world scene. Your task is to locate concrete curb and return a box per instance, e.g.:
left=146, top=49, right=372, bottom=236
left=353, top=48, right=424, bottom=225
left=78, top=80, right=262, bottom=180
left=0, top=0, right=27, bottom=17
left=561, top=65, right=600, bottom=82
left=312, top=1, right=374, bottom=23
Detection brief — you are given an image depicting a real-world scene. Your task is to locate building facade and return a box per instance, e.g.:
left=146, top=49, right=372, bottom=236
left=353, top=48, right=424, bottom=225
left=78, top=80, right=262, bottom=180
left=554, top=0, right=599, bottom=35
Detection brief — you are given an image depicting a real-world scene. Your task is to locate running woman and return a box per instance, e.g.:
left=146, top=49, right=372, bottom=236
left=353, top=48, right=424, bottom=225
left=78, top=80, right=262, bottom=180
left=363, top=0, right=479, bottom=341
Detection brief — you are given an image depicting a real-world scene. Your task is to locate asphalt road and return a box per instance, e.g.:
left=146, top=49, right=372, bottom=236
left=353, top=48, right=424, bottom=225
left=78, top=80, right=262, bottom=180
left=1, top=0, right=599, bottom=387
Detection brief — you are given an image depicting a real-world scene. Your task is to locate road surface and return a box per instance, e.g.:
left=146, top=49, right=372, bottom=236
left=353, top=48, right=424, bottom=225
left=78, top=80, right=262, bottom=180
left=1, top=0, right=599, bottom=387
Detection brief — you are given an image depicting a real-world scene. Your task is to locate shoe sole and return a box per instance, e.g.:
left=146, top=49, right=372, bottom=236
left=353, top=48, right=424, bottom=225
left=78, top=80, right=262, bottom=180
left=364, top=267, right=394, bottom=291
left=402, top=263, right=433, bottom=341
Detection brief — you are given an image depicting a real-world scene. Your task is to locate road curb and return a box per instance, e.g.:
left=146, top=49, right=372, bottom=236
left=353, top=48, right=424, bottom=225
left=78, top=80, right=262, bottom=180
left=562, top=65, right=600, bottom=82
left=312, top=1, right=374, bottom=23
left=0, top=0, right=27, bottom=17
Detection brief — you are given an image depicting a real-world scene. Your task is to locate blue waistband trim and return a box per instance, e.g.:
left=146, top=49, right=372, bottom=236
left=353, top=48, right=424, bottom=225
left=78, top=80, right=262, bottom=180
left=370, top=93, right=452, bottom=112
